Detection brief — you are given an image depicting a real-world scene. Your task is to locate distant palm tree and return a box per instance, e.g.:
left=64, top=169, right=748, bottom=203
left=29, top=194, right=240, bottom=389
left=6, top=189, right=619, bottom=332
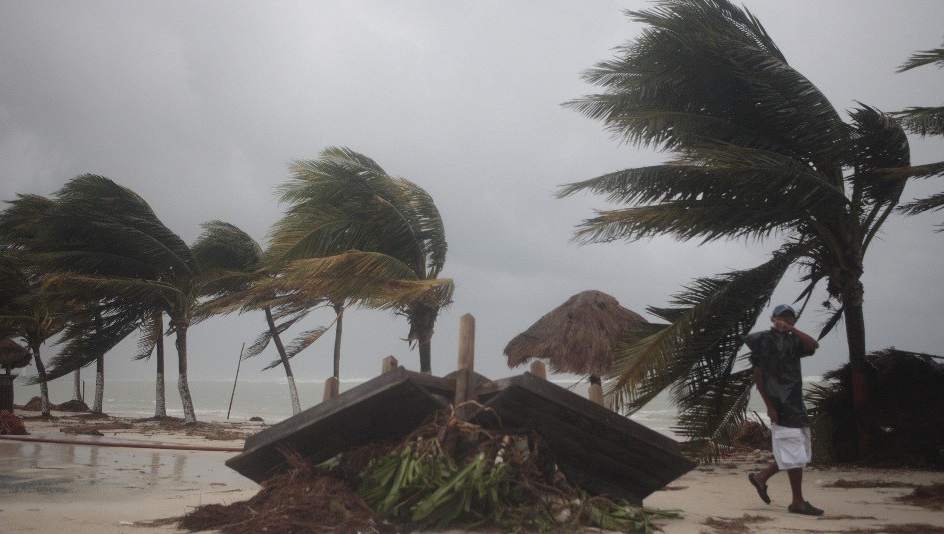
left=269, top=147, right=453, bottom=374
left=193, top=220, right=328, bottom=415
left=895, top=43, right=944, bottom=225
left=2, top=175, right=206, bottom=422
left=0, top=257, right=68, bottom=416
left=559, top=0, right=941, bottom=454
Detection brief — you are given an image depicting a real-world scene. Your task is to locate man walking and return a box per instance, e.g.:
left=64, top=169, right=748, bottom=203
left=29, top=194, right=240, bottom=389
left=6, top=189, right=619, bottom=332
left=746, top=304, right=824, bottom=516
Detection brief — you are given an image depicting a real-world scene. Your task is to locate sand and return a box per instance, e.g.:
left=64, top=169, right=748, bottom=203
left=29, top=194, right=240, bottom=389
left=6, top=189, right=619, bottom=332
left=2, top=413, right=943, bottom=533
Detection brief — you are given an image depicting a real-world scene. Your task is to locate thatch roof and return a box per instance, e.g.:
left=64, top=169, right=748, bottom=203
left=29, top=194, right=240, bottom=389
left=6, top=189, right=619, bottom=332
left=0, top=338, right=31, bottom=371
left=504, top=290, right=647, bottom=377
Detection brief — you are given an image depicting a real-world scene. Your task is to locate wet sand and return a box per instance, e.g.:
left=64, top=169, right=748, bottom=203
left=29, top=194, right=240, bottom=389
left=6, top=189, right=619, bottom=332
left=2, top=415, right=943, bottom=533
left=0, top=438, right=257, bottom=533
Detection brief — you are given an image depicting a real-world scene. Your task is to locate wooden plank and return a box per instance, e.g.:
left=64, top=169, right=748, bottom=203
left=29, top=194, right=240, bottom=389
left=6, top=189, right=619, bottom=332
left=513, top=373, right=685, bottom=453
left=229, top=369, right=446, bottom=482
left=481, top=388, right=672, bottom=497
left=475, top=375, right=695, bottom=501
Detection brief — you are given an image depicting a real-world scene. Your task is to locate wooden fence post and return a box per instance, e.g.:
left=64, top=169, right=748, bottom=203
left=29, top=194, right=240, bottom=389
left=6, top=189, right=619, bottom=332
left=589, top=376, right=604, bottom=406
left=382, top=355, right=398, bottom=374
left=453, top=313, right=476, bottom=419
left=529, top=360, right=547, bottom=380
left=323, top=376, right=339, bottom=401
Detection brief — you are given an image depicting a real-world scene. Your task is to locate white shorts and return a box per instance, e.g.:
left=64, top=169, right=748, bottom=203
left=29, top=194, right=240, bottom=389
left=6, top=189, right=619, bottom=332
left=771, top=423, right=812, bottom=470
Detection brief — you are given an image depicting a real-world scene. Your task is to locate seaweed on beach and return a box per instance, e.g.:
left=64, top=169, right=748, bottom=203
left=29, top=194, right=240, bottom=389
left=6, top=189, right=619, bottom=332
left=178, top=406, right=680, bottom=533
left=897, top=483, right=944, bottom=510
left=0, top=410, right=27, bottom=435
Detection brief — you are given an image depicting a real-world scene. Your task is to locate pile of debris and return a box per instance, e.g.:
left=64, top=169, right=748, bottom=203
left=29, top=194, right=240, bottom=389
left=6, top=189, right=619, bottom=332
left=0, top=410, right=27, bottom=435
left=808, top=348, right=944, bottom=467
left=17, top=396, right=91, bottom=413
left=180, top=407, right=679, bottom=533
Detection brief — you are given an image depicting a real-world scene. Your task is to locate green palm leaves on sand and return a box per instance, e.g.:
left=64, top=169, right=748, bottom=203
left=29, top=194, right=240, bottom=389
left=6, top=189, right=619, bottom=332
left=560, top=0, right=940, bottom=456
left=269, top=147, right=453, bottom=373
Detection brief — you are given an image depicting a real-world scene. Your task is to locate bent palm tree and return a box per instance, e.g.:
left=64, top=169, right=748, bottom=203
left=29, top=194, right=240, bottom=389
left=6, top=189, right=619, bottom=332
left=895, top=43, right=944, bottom=226
left=0, top=257, right=68, bottom=416
left=559, top=0, right=941, bottom=456
left=269, top=147, right=453, bottom=373
left=4, top=175, right=204, bottom=422
left=192, top=220, right=327, bottom=415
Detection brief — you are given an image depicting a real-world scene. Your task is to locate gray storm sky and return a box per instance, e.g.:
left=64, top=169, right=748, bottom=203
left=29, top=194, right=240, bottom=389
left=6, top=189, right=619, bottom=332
left=2, top=1, right=943, bottom=388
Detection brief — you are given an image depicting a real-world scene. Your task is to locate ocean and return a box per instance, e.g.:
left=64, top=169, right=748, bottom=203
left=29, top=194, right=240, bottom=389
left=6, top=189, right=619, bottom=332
left=14, top=376, right=814, bottom=439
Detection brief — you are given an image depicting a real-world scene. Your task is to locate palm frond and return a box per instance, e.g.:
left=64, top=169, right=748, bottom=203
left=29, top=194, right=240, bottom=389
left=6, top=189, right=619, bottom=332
left=818, top=306, right=845, bottom=341
left=896, top=46, right=944, bottom=73
left=42, top=273, right=180, bottom=308
left=243, top=310, right=308, bottom=360
left=263, top=326, right=330, bottom=370
left=848, top=104, right=910, bottom=207
left=606, top=244, right=804, bottom=415
left=893, top=106, right=944, bottom=137
left=673, top=368, right=755, bottom=460
left=569, top=0, right=848, bottom=169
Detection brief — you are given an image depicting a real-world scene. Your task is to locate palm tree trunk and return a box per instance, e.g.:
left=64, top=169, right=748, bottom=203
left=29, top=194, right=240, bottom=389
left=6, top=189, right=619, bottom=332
left=410, top=304, right=437, bottom=374
left=332, top=303, right=344, bottom=379
left=174, top=321, right=197, bottom=423
left=31, top=342, right=50, bottom=417
left=265, top=307, right=300, bottom=415
left=93, top=355, right=104, bottom=414
left=843, top=279, right=870, bottom=457
left=155, top=314, right=166, bottom=418
left=73, top=368, right=82, bottom=401
left=419, top=338, right=432, bottom=374
left=93, top=307, right=105, bottom=414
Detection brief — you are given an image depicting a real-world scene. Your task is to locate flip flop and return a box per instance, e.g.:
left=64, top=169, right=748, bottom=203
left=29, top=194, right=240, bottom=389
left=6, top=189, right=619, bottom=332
left=748, top=473, right=771, bottom=504
left=788, top=501, right=824, bottom=516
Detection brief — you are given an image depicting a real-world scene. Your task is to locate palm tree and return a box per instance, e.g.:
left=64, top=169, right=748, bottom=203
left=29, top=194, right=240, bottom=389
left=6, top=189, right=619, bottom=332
left=895, top=43, right=944, bottom=225
left=0, top=257, right=68, bottom=416
left=558, top=0, right=940, bottom=455
left=0, top=190, right=176, bottom=418
left=268, top=147, right=453, bottom=374
left=2, top=175, right=205, bottom=422
left=192, top=220, right=328, bottom=415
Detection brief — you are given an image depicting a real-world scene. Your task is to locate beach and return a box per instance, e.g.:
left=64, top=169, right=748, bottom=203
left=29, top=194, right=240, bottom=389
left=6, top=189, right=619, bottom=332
left=0, top=411, right=941, bottom=533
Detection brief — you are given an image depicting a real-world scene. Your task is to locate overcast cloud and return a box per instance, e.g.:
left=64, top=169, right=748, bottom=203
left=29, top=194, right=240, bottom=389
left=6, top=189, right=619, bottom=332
left=2, top=1, right=943, bottom=395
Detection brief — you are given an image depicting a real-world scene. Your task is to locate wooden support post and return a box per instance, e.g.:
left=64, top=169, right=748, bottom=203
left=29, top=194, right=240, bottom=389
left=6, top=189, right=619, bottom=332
left=529, top=361, right=547, bottom=380
left=323, top=376, right=339, bottom=401
left=588, top=375, right=604, bottom=406
left=453, top=314, right=475, bottom=419
left=382, top=355, right=398, bottom=374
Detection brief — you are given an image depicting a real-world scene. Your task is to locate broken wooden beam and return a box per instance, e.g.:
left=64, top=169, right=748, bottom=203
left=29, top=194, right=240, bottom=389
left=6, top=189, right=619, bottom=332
left=323, top=376, right=339, bottom=401
left=453, top=313, right=476, bottom=419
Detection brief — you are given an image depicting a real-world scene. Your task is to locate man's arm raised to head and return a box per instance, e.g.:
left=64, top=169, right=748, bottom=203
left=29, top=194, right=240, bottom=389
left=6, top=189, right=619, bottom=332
left=789, top=325, right=819, bottom=356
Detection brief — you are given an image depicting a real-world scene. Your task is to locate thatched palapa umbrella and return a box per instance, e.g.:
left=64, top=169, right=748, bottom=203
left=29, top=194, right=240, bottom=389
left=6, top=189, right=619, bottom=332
left=504, top=290, right=646, bottom=404
left=1, top=338, right=31, bottom=413
left=0, top=338, right=31, bottom=375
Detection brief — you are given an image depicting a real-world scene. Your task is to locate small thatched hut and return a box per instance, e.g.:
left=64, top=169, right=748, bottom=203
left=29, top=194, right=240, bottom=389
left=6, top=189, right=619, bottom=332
left=1, top=338, right=31, bottom=413
left=0, top=338, right=31, bottom=374
left=504, top=290, right=647, bottom=387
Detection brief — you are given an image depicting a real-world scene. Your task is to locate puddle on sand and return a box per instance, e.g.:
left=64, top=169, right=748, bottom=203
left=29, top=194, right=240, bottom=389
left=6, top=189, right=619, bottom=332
left=0, top=440, right=252, bottom=497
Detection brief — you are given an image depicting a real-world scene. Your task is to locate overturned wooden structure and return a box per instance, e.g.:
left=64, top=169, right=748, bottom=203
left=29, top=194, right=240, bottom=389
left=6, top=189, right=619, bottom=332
left=227, top=314, right=694, bottom=503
